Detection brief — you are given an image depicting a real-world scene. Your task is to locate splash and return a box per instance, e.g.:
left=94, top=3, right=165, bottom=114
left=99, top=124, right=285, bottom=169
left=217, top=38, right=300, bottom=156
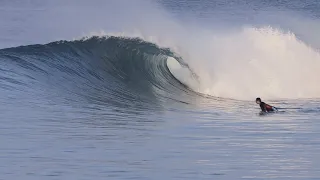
left=184, top=26, right=320, bottom=100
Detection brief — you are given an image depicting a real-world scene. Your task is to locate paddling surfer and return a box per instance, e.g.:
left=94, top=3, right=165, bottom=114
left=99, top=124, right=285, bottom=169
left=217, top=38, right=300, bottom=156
left=256, top=97, right=277, bottom=112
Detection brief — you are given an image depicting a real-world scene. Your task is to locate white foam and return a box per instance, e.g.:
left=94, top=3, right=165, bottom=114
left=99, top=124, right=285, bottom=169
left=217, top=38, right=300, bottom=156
left=166, top=57, right=200, bottom=91
left=181, top=26, right=320, bottom=100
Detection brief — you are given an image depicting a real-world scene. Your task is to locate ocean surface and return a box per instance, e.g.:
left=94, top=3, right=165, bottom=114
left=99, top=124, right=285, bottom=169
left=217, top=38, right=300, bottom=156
left=1, top=0, right=320, bottom=179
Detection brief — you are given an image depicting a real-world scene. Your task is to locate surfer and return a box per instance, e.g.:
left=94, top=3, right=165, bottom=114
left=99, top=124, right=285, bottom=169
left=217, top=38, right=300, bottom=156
left=256, top=97, right=277, bottom=112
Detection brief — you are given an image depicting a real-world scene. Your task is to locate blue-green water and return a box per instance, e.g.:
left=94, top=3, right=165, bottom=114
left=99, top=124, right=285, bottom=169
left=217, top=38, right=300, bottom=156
left=1, top=0, right=320, bottom=179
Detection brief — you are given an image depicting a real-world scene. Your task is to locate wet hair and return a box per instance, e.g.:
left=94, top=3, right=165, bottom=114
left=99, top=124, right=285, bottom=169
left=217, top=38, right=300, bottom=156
left=256, top=97, right=261, bottom=102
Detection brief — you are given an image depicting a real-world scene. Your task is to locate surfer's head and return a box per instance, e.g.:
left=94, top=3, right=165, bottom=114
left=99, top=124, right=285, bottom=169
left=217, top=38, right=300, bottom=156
left=256, top=97, right=261, bottom=104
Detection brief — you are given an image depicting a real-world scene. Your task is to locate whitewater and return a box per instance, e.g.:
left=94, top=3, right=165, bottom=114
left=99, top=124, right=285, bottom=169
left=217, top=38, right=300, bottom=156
left=1, top=0, right=320, bottom=179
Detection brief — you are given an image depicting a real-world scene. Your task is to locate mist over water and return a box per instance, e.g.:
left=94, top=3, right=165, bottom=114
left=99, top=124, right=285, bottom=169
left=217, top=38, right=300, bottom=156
left=1, top=0, right=320, bottom=179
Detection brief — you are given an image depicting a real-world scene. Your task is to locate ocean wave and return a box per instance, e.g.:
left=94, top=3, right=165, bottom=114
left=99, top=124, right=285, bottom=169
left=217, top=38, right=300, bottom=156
left=0, top=36, right=202, bottom=109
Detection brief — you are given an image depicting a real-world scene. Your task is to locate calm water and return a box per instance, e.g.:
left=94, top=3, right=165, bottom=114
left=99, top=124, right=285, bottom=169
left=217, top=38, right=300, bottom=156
left=1, top=0, right=320, bottom=179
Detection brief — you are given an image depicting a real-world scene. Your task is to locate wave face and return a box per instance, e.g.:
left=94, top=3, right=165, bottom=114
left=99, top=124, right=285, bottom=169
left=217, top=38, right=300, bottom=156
left=0, top=37, right=202, bottom=112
